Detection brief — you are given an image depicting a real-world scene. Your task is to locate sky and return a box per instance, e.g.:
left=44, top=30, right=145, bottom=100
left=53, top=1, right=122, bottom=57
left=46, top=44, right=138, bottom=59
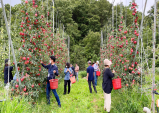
left=1, top=0, right=155, bottom=15
left=107, top=0, right=155, bottom=15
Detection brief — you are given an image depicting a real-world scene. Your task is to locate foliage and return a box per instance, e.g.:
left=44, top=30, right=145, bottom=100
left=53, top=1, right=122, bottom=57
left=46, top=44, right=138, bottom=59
left=0, top=75, right=152, bottom=113
left=0, top=97, right=33, bottom=113
left=70, top=45, right=87, bottom=70
left=11, top=0, right=68, bottom=102
left=100, top=2, right=142, bottom=87
left=82, top=31, right=101, bottom=61
left=79, top=71, right=87, bottom=78
left=111, top=86, right=151, bottom=113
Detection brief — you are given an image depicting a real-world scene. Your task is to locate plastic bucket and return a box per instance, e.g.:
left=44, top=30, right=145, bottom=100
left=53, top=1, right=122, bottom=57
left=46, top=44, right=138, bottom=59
left=49, top=79, right=58, bottom=89
left=112, top=78, right=122, bottom=90
left=96, top=71, right=101, bottom=76
left=70, top=76, right=76, bottom=84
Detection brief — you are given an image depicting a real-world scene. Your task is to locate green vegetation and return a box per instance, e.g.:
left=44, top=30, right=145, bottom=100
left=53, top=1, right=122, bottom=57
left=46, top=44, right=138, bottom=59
left=0, top=72, right=155, bottom=113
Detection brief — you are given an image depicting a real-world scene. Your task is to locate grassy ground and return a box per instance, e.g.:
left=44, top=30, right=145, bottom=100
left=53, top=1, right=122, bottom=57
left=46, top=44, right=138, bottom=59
left=33, top=76, right=106, bottom=113
left=0, top=72, right=154, bottom=113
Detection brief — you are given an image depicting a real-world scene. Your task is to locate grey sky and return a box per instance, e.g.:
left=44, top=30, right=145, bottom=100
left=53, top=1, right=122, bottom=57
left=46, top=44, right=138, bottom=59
left=2, top=0, right=21, bottom=6
left=2, top=0, right=154, bottom=15
left=108, top=0, right=154, bottom=15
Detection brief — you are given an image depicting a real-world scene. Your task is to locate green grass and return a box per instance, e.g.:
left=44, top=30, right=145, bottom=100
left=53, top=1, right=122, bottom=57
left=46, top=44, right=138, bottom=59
left=0, top=73, right=153, bottom=113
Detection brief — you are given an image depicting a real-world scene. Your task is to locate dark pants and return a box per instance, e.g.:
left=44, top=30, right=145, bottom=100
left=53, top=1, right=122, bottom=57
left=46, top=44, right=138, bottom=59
left=64, top=80, right=71, bottom=94
left=88, top=80, right=97, bottom=93
left=46, top=82, right=61, bottom=105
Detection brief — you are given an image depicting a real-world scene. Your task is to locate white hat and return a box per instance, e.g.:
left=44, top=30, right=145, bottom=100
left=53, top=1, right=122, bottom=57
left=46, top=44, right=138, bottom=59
left=104, top=59, right=112, bottom=66
left=96, top=61, right=99, bottom=64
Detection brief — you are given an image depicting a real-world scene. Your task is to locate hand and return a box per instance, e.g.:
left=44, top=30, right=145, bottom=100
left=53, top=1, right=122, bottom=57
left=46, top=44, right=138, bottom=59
left=53, top=70, right=56, bottom=73
left=40, top=61, right=43, bottom=63
left=67, top=69, right=69, bottom=72
left=112, top=70, right=115, bottom=73
left=58, top=75, right=60, bottom=77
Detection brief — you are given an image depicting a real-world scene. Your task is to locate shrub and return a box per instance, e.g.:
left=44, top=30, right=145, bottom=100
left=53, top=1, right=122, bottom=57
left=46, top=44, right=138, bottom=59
left=79, top=71, right=87, bottom=78
left=111, top=86, right=151, bottom=113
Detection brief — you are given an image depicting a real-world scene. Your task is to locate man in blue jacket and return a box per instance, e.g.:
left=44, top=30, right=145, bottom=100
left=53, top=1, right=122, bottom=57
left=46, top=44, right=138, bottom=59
left=41, top=56, right=61, bottom=107
left=87, top=61, right=97, bottom=93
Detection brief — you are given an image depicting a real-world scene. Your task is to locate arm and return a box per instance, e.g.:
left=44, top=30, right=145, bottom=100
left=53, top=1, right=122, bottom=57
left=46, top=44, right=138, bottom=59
left=41, top=63, right=49, bottom=69
left=107, top=69, right=115, bottom=78
left=69, top=68, right=72, bottom=74
left=64, top=68, right=67, bottom=74
left=87, top=73, right=89, bottom=80
left=87, top=68, right=89, bottom=80
left=55, top=67, right=59, bottom=76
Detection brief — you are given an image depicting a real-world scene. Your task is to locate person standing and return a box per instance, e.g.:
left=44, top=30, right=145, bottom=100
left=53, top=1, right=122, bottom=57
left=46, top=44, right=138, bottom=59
left=87, top=61, right=97, bottom=93
left=41, top=56, right=61, bottom=107
left=70, top=64, right=75, bottom=76
left=64, top=63, right=72, bottom=95
left=75, top=64, right=79, bottom=81
left=102, top=59, right=115, bottom=113
left=4, top=59, right=13, bottom=86
left=93, top=61, right=99, bottom=86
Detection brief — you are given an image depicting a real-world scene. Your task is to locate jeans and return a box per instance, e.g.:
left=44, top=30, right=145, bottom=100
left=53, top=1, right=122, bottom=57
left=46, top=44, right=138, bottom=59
left=88, top=80, right=97, bottom=93
left=94, top=71, right=98, bottom=86
left=46, top=82, right=61, bottom=105
left=64, top=80, right=71, bottom=94
left=75, top=72, right=78, bottom=81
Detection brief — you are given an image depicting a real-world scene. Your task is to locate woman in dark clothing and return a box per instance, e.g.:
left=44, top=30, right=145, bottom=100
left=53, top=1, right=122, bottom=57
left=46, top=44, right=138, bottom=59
left=4, top=59, right=13, bottom=85
left=102, top=59, right=115, bottom=113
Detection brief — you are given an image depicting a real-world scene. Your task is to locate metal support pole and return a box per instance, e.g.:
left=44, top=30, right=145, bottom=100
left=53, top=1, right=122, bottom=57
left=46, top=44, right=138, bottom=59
left=63, top=25, right=64, bottom=38
left=52, top=0, right=54, bottom=55
left=112, top=2, right=114, bottom=29
left=134, top=0, right=147, bottom=64
left=68, top=36, right=70, bottom=63
left=152, top=0, right=156, bottom=112
left=0, top=0, right=21, bottom=87
left=101, top=30, right=103, bottom=47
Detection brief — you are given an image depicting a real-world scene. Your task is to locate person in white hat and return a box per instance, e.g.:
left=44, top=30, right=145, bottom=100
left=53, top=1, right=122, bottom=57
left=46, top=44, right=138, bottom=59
left=102, top=59, right=115, bottom=113
left=93, top=61, right=100, bottom=86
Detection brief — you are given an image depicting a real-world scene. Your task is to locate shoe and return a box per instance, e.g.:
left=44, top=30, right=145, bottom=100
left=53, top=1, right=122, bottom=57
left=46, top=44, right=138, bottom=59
left=58, top=105, right=61, bottom=108
left=63, top=93, right=66, bottom=95
left=95, top=91, right=97, bottom=93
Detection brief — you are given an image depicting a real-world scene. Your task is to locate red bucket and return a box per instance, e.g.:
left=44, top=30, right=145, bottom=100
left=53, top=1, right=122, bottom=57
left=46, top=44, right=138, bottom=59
left=49, top=79, right=58, bottom=89
left=70, top=76, right=76, bottom=84
left=112, top=78, right=122, bottom=90
left=96, top=71, right=101, bottom=76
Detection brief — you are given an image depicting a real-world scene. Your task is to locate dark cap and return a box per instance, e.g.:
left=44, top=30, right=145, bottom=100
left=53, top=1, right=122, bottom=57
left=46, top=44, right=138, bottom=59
left=5, top=59, right=9, bottom=64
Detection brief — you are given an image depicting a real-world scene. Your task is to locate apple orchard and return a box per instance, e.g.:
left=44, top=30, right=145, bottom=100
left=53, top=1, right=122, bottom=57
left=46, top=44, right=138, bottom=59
left=3, top=0, right=144, bottom=102
left=11, top=0, right=68, bottom=101
left=100, top=2, right=141, bottom=87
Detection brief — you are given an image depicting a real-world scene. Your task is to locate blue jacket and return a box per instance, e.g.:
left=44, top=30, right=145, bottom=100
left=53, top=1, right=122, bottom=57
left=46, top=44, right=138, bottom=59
left=64, top=68, right=72, bottom=80
left=41, top=63, right=59, bottom=81
left=4, top=66, right=13, bottom=83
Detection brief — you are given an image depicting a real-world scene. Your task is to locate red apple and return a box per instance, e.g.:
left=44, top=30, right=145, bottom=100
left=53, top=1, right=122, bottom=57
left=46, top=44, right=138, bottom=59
left=15, top=84, right=19, bottom=88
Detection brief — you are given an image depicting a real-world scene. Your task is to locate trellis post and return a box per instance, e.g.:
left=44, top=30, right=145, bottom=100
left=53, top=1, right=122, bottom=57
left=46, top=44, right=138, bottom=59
left=152, top=0, right=156, bottom=112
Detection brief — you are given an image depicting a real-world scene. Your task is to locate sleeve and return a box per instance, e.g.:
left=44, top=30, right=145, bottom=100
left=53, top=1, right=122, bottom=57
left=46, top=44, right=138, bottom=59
left=70, top=68, right=73, bottom=74
left=55, top=67, right=59, bottom=76
left=41, top=63, right=49, bottom=69
left=87, top=68, right=89, bottom=73
left=107, top=69, right=114, bottom=78
left=10, top=66, right=13, bottom=71
left=64, top=68, right=67, bottom=74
